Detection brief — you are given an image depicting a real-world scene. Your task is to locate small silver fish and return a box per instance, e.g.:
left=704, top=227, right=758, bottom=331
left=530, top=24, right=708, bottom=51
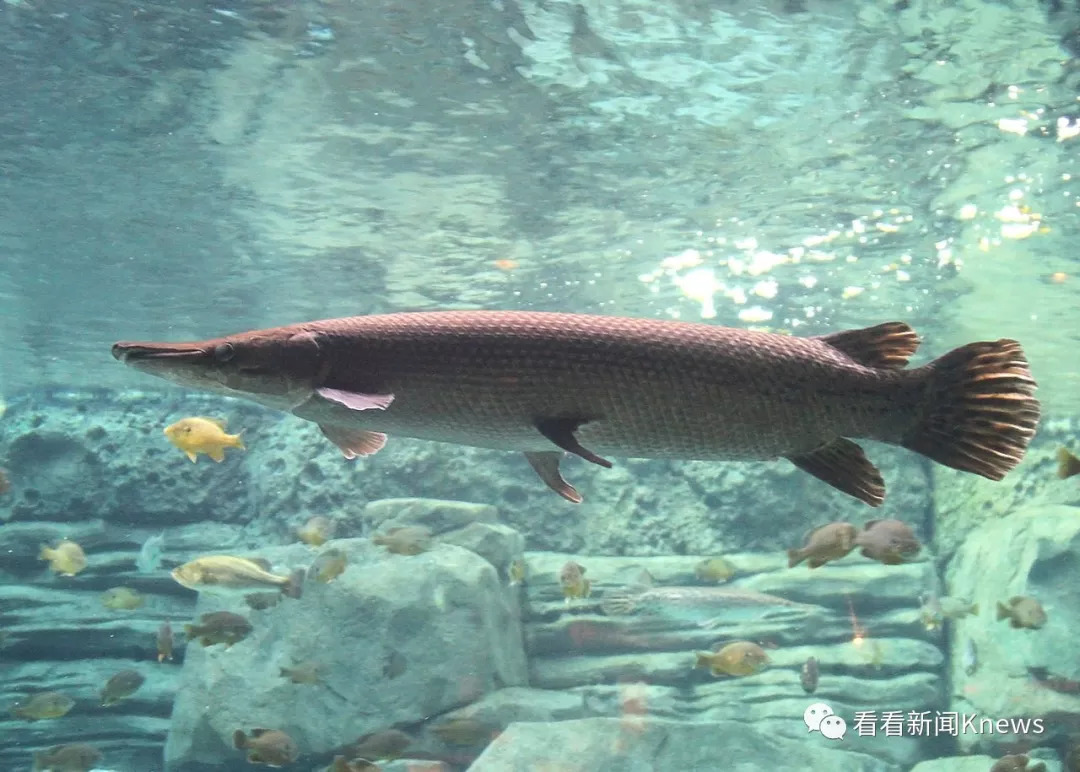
left=800, top=656, right=820, bottom=693
left=962, top=638, right=978, bottom=676
left=601, top=585, right=818, bottom=628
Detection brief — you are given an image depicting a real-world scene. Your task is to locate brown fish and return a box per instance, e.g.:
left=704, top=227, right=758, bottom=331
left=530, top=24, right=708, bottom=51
left=1058, top=447, right=1080, bottom=479
left=382, top=650, right=407, bottom=680
left=32, top=743, right=102, bottom=772
left=343, top=729, right=412, bottom=761
left=997, top=596, right=1047, bottom=629
left=10, top=691, right=75, bottom=720
left=100, top=669, right=145, bottom=706
left=311, top=548, right=347, bottom=582
left=695, top=641, right=770, bottom=677
left=245, top=591, right=283, bottom=611
left=787, top=522, right=857, bottom=568
left=854, top=519, right=921, bottom=565
left=185, top=611, right=253, bottom=647
left=1028, top=666, right=1080, bottom=695
left=112, top=312, right=1040, bottom=507
left=280, top=661, right=322, bottom=685
left=157, top=621, right=174, bottom=662
left=991, top=754, right=1047, bottom=772
left=431, top=716, right=497, bottom=746
left=372, top=526, right=431, bottom=556
left=233, top=728, right=298, bottom=767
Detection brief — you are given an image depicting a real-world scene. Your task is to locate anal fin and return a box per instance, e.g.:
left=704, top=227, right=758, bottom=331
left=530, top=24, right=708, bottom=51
left=319, top=424, right=388, bottom=459
left=534, top=418, right=612, bottom=468
left=525, top=451, right=583, bottom=503
left=787, top=438, right=885, bottom=507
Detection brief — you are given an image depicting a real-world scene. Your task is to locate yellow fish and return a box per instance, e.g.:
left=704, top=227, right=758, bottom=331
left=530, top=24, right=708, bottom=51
left=297, top=516, right=334, bottom=547
left=172, top=555, right=304, bottom=598
left=10, top=691, right=75, bottom=720
left=694, top=557, right=736, bottom=583
left=694, top=641, right=770, bottom=677
left=40, top=540, right=87, bottom=576
left=311, top=549, right=347, bottom=583
left=163, top=417, right=244, bottom=463
left=559, top=560, right=590, bottom=600
left=101, top=587, right=144, bottom=610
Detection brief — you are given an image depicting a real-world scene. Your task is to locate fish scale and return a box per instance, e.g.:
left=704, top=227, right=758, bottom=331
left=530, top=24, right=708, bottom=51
left=299, top=313, right=914, bottom=455
left=112, top=310, right=1040, bottom=506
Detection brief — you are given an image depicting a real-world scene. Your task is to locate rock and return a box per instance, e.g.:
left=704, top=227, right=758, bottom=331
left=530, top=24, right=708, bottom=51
left=911, top=750, right=1061, bottom=772
left=0, top=391, right=267, bottom=526
left=909, top=757, right=997, bottom=772
left=468, top=717, right=897, bottom=771
left=946, top=504, right=1080, bottom=751
left=520, top=551, right=941, bottom=768
left=362, top=498, right=499, bottom=534
left=456, top=686, right=586, bottom=724
left=438, top=522, right=524, bottom=577
left=164, top=538, right=528, bottom=771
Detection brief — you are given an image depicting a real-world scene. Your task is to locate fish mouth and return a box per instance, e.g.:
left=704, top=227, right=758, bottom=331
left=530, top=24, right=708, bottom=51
left=111, top=342, right=208, bottom=364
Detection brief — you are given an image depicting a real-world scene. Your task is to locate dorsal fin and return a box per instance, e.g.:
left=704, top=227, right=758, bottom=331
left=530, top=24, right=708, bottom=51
left=817, top=322, right=920, bottom=370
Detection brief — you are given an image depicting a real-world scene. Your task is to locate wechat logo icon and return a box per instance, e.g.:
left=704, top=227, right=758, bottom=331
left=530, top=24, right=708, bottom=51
left=804, top=702, right=846, bottom=741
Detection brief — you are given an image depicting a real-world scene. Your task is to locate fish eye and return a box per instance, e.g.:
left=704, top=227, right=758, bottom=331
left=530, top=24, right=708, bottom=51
left=213, top=343, right=235, bottom=362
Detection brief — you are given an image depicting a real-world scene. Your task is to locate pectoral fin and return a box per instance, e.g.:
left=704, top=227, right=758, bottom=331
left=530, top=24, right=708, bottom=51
left=534, top=418, right=612, bottom=468
left=319, top=424, right=388, bottom=458
left=525, top=451, right=582, bottom=503
left=316, top=387, right=395, bottom=412
left=787, top=438, right=885, bottom=507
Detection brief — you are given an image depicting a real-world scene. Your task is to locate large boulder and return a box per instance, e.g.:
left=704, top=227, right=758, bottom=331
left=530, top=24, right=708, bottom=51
left=521, top=551, right=941, bottom=769
left=468, top=717, right=896, bottom=771
left=946, top=504, right=1080, bottom=754
left=164, top=539, right=527, bottom=771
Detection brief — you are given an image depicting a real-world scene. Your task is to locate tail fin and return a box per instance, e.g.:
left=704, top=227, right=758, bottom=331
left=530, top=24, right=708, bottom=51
left=996, top=601, right=1010, bottom=621
left=787, top=549, right=804, bottom=569
left=903, top=339, right=1039, bottom=480
left=1057, top=447, right=1080, bottom=479
left=231, top=432, right=246, bottom=450
left=282, top=568, right=305, bottom=599
left=600, top=589, right=638, bottom=616
left=232, top=730, right=248, bottom=750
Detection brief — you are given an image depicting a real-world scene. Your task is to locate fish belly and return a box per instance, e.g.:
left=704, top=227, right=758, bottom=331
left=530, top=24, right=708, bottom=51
left=296, top=314, right=914, bottom=460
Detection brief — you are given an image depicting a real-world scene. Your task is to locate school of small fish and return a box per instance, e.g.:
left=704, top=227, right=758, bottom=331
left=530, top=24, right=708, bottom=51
left=13, top=424, right=460, bottom=769
left=10, top=381, right=1064, bottom=770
